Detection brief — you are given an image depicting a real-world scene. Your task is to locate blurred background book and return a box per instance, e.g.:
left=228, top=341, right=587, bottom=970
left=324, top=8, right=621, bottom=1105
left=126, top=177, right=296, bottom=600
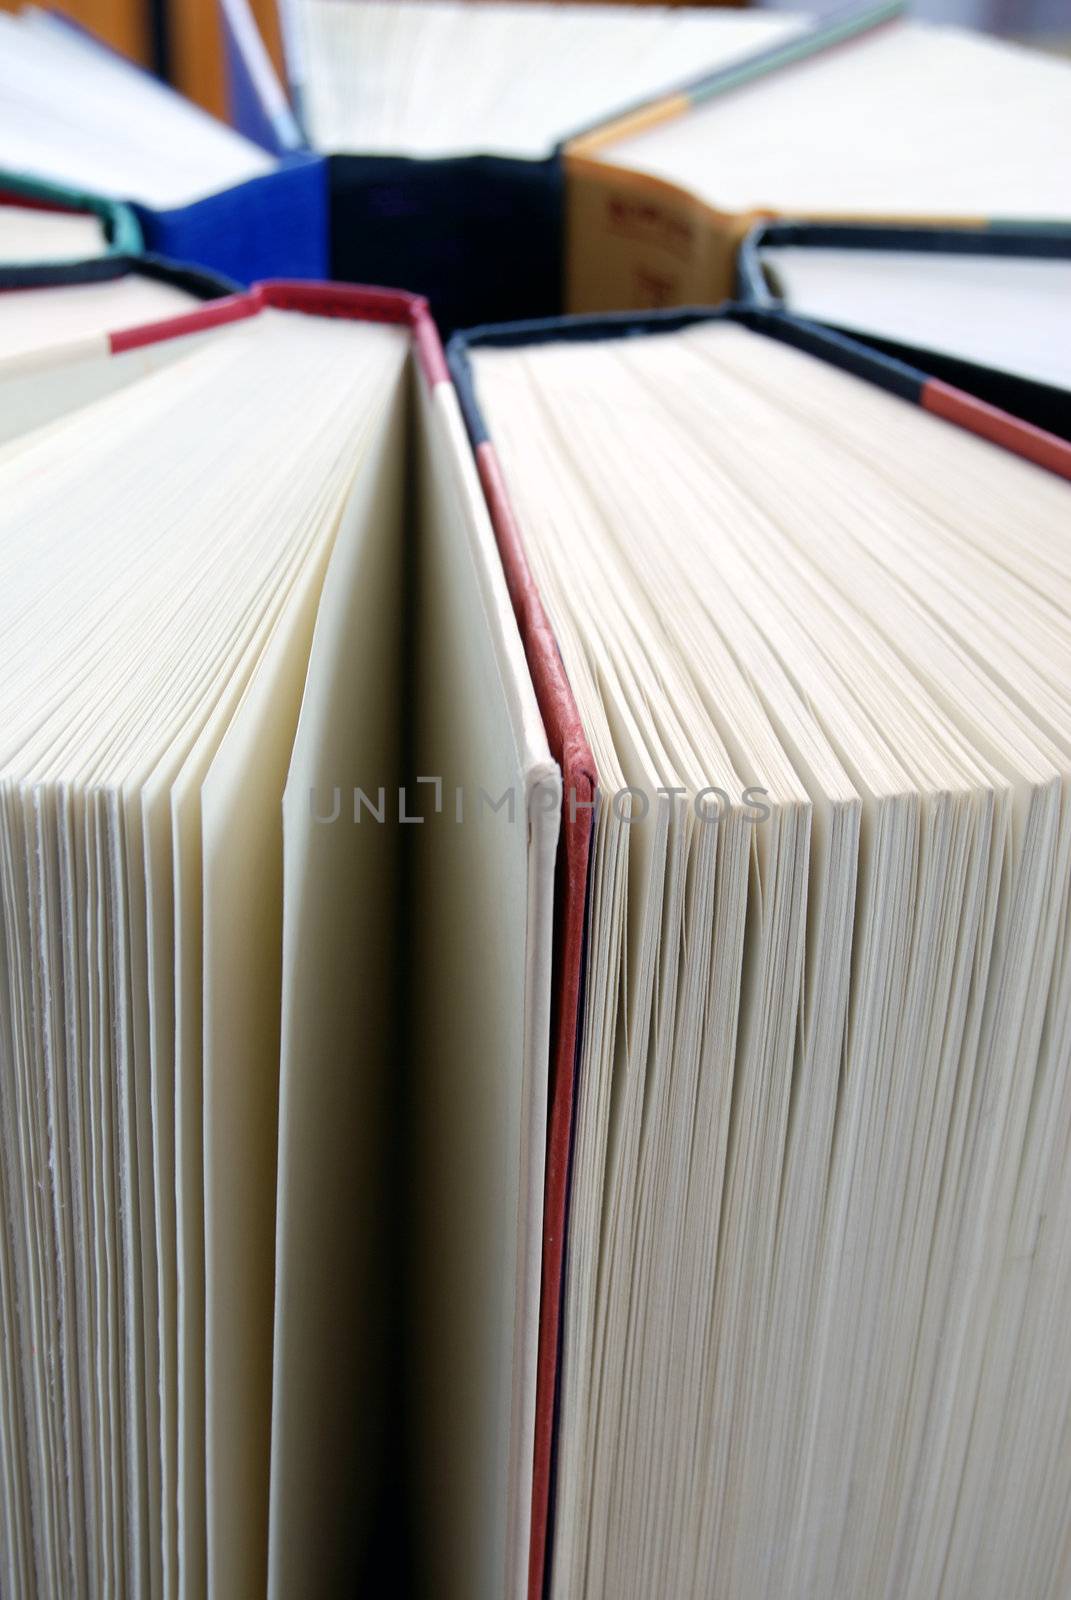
left=0, top=0, right=284, bottom=118
left=1, top=0, right=1065, bottom=127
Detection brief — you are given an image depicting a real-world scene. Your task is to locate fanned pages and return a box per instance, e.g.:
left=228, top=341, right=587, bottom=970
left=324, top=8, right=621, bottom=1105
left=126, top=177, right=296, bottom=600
left=0, top=201, right=107, bottom=263
left=289, top=0, right=796, bottom=158
left=563, top=18, right=1071, bottom=314
left=0, top=276, right=201, bottom=364
left=755, top=239, right=1071, bottom=391
left=599, top=22, right=1071, bottom=221
left=469, top=318, right=1071, bottom=1600
left=0, top=292, right=560, bottom=1600
left=0, top=304, right=407, bottom=1599
left=408, top=364, right=560, bottom=1600
left=0, top=8, right=271, bottom=206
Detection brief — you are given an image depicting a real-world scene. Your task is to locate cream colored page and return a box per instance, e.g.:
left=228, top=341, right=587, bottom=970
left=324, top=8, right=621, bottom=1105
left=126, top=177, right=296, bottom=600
left=91, top=790, right=126, bottom=1596
left=410, top=373, right=559, bottom=1600
left=298, top=0, right=795, bottom=157
left=0, top=278, right=197, bottom=364
left=437, top=382, right=560, bottom=1600
left=0, top=327, right=238, bottom=448
left=201, top=551, right=332, bottom=1600
left=268, top=375, right=406, bottom=1600
left=102, top=791, right=152, bottom=1600
left=466, top=327, right=1040, bottom=1600
left=141, top=772, right=181, bottom=1600
left=0, top=203, right=104, bottom=262
left=0, top=10, right=272, bottom=205
left=763, top=246, right=1071, bottom=390
left=59, top=785, right=106, bottom=1599
left=606, top=23, right=1071, bottom=220
left=118, top=787, right=165, bottom=1600
left=169, top=763, right=209, bottom=1600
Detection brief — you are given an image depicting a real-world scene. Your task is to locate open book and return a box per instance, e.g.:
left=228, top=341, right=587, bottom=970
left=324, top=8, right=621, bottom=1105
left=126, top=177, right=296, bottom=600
left=565, top=11, right=1071, bottom=309
left=0, top=7, right=273, bottom=208
left=0, top=283, right=559, bottom=1600
left=736, top=219, right=1071, bottom=436
left=0, top=259, right=236, bottom=367
left=451, top=306, right=1071, bottom=1600
left=222, top=0, right=1071, bottom=324
left=744, top=227, right=1071, bottom=389
left=0, top=7, right=322, bottom=287
left=270, top=0, right=795, bottom=158
left=0, top=0, right=796, bottom=316
left=0, top=170, right=142, bottom=277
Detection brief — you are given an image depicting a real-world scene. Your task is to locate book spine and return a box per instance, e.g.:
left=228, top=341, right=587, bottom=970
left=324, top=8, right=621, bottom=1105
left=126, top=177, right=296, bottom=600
left=563, top=156, right=749, bottom=316
left=560, top=0, right=911, bottom=319
left=109, top=290, right=259, bottom=352
left=134, top=156, right=329, bottom=285
left=922, top=380, right=1071, bottom=482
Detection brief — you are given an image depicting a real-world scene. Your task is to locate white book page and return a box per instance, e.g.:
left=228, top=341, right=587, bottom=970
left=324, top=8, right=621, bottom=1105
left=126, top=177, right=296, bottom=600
left=268, top=372, right=407, bottom=1600
left=0, top=277, right=199, bottom=366
left=410, top=371, right=559, bottom=1600
left=606, top=23, right=1071, bottom=222
left=761, top=244, right=1071, bottom=391
left=202, top=550, right=331, bottom=1600
left=297, top=0, right=796, bottom=158
left=0, top=9, right=273, bottom=206
left=0, top=204, right=105, bottom=263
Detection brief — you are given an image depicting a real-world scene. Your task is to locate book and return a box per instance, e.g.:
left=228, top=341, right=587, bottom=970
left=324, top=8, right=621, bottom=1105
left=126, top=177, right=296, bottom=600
left=448, top=304, right=1071, bottom=1599
left=255, top=0, right=797, bottom=159
left=0, top=254, right=238, bottom=367
left=219, top=0, right=801, bottom=334
left=217, top=0, right=888, bottom=329
left=5, top=12, right=1071, bottom=1600
left=736, top=219, right=1071, bottom=438
left=0, top=7, right=273, bottom=207
left=0, top=7, right=327, bottom=285
left=0, top=169, right=142, bottom=279
left=0, top=280, right=560, bottom=1600
left=3, top=2, right=932, bottom=332
left=566, top=11, right=1071, bottom=311
left=222, top=0, right=1071, bottom=330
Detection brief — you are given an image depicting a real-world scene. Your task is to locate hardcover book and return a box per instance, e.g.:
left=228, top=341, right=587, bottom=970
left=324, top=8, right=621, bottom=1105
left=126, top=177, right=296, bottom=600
left=0, top=168, right=142, bottom=282
left=563, top=7, right=1071, bottom=309
left=0, top=248, right=238, bottom=365
left=449, top=302, right=1071, bottom=1599
left=221, top=0, right=1071, bottom=319
left=0, top=279, right=560, bottom=1600
left=736, top=218, right=1071, bottom=437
